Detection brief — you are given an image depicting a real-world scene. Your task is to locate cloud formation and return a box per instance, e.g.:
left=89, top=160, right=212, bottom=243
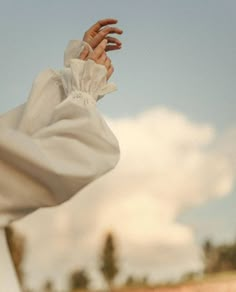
left=14, top=107, right=235, bottom=290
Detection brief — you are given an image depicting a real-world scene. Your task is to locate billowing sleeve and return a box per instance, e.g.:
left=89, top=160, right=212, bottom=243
left=0, top=57, right=120, bottom=227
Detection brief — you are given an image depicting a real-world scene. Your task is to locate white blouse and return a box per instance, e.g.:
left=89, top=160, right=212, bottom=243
left=0, top=40, right=120, bottom=291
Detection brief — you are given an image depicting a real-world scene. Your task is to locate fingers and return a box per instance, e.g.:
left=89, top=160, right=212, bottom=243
left=90, top=40, right=114, bottom=80
left=78, top=45, right=90, bottom=60
left=107, top=64, right=114, bottom=80
left=104, top=55, right=112, bottom=69
left=103, top=55, right=113, bottom=80
left=98, top=54, right=113, bottom=80
left=105, top=36, right=122, bottom=47
left=80, top=39, right=108, bottom=62
left=105, top=36, right=122, bottom=52
left=85, top=18, right=118, bottom=34
left=105, top=45, right=122, bottom=52
left=100, top=26, right=123, bottom=35
left=95, top=52, right=107, bottom=65
left=91, top=39, right=108, bottom=61
left=88, top=26, right=123, bottom=49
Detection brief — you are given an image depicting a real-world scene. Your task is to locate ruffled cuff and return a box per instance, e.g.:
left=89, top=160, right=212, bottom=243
left=59, top=59, right=117, bottom=104
left=64, top=40, right=93, bottom=67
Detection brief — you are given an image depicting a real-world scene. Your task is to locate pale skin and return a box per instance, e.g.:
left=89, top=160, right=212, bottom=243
left=79, top=18, right=123, bottom=80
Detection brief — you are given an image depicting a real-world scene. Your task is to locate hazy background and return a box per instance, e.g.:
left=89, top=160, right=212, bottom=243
left=0, top=0, right=235, bottom=290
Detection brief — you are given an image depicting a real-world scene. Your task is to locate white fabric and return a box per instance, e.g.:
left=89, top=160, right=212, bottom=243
left=0, top=41, right=120, bottom=291
left=0, top=59, right=120, bottom=227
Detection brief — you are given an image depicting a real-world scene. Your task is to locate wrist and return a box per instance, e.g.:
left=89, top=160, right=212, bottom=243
left=64, top=40, right=93, bottom=67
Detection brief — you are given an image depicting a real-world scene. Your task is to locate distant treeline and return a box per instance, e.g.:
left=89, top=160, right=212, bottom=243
left=6, top=227, right=122, bottom=292
left=203, top=238, right=236, bottom=274
left=7, top=225, right=236, bottom=292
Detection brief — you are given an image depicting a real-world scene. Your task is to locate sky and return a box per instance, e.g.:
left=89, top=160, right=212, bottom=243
left=0, top=0, right=236, bottom=290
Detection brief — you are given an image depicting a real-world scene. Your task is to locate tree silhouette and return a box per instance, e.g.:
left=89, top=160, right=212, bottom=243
left=43, top=279, right=54, bottom=292
left=125, top=274, right=149, bottom=288
left=99, top=232, right=119, bottom=291
left=202, top=238, right=216, bottom=273
left=5, top=226, right=26, bottom=287
left=125, top=275, right=135, bottom=287
left=202, top=238, right=236, bottom=274
left=69, top=268, right=90, bottom=291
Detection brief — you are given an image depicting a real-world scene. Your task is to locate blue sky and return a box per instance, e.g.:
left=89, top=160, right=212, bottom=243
left=1, top=0, right=236, bottom=289
left=1, top=0, right=235, bottom=129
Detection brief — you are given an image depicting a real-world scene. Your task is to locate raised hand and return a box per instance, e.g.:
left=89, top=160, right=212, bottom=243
left=79, top=39, right=114, bottom=80
left=83, top=18, right=123, bottom=52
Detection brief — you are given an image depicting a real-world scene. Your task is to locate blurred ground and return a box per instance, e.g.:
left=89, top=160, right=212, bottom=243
left=114, top=272, right=236, bottom=292
left=118, top=280, right=236, bottom=291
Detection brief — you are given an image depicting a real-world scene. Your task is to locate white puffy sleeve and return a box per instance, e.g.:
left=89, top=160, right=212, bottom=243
left=0, top=57, right=120, bottom=227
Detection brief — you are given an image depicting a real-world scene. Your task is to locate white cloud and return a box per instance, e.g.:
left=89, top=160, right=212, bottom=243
left=216, top=126, right=236, bottom=171
left=14, top=107, right=235, bottom=290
